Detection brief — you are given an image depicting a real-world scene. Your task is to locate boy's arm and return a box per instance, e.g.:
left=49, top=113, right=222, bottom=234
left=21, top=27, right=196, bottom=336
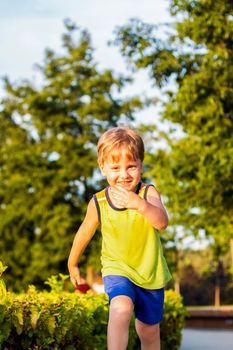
left=68, top=197, right=99, bottom=287
left=137, top=185, right=168, bottom=230
left=111, top=185, right=168, bottom=230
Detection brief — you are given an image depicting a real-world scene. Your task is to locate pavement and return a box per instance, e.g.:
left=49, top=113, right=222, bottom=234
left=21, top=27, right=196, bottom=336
left=180, top=328, right=233, bottom=350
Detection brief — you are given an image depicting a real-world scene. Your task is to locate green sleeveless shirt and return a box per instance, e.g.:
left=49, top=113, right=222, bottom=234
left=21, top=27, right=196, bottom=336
left=93, top=183, right=172, bottom=289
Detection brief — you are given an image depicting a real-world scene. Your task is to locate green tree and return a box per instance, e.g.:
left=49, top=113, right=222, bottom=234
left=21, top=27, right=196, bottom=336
left=0, top=20, right=144, bottom=291
left=113, top=0, right=233, bottom=302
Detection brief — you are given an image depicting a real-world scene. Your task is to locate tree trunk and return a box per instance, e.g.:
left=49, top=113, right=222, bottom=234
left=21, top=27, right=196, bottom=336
left=174, top=279, right=180, bottom=294
left=214, top=283, right=220, bottom=307
left=214, top=260, right=223, bottom=307
left=230, top=239, right=233, bottom=267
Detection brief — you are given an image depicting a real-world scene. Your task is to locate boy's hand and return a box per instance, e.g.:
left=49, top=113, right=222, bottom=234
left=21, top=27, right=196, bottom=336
left=69, top=266, right=81, bottom=287
left=110, top=185, right=143, bottom=210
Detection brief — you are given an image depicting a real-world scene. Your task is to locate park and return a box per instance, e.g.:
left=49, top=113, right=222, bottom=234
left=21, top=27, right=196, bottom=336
left=0, top=0, right=232, bottom=348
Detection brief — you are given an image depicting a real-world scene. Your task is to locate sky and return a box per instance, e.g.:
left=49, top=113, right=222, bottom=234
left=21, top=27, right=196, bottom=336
left=0, top=0, right=172, bottom=117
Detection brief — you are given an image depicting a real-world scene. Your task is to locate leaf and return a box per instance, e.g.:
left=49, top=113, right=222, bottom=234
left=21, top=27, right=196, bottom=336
left=12, top=306, right=24, bottom=335
left=0, top=280, right=7, bottom=301
left=47, top=315, right=56, bottom=336
left=30, top=307, right=40, bottom=330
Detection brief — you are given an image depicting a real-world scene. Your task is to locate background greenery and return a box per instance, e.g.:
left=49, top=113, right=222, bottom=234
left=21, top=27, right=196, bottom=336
left=0, top=0, right=232, bottom=305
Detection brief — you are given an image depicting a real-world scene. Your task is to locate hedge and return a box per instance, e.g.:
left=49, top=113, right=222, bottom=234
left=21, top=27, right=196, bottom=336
left=0, top=263, right=186, bottom=349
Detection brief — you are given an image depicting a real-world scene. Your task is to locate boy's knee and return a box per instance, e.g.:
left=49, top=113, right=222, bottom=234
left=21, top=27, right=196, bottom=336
left=136, top=321, right=160, bottom=343
left=110, top=296, right=133, bottom=322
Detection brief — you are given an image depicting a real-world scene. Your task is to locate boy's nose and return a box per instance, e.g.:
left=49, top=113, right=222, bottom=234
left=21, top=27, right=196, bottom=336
left=119, top=168, right=128, bottom=178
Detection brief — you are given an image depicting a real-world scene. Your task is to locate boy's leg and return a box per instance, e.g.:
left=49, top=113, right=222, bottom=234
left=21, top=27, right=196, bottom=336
left=133, top=286, right=164, bottom=350
left=107, top=295, right=134, bottom=350
left=135, top=319, right=160, bottom=350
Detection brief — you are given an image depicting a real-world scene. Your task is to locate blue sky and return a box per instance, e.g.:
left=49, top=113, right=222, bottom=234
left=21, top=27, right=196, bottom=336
left=0, top=0, right=174, bottom=127
left=0, top=0, right=171, bottom=88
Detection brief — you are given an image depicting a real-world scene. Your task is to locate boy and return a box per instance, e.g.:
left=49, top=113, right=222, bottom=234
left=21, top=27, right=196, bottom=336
left=68, top=127, right=171, bottom=350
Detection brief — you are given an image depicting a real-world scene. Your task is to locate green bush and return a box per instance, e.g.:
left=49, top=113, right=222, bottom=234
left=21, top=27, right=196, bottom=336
left=0, top=286, right=109, bottom=350
left=161, top=290, right=187, bottom=350
left=0, top=264, right=186, bottom=350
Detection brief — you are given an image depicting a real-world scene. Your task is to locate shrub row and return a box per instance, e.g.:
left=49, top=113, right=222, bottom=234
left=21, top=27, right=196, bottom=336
left=0, top=264, right=186, bottom=349
left=0, top=286, right=108, bottom=350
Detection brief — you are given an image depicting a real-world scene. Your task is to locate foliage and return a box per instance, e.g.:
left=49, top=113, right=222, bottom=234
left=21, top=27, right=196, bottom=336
left=0, top=265, right=185, bottom=350
left=178, top=249, right=233, bottom=305
left=113, top=0, right=233, bottom=271
left=44, top=273, right=70, bottom=293
left=0, top=262, right=8, bottom=302
left=0, top=290, right=185, bottom=350
left=161, top=290, right=187, bottom=350
left=0, top=289, right=108, bottom=350
left=0, top=20, right=145, bottom=291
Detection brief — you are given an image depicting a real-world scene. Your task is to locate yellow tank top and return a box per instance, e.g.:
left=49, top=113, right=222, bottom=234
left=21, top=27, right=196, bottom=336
left=93, top=183, right=172, bottom=289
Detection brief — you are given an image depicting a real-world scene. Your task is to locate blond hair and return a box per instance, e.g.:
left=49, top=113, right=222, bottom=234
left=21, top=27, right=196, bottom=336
left=97, top=127, right=144, bottom=166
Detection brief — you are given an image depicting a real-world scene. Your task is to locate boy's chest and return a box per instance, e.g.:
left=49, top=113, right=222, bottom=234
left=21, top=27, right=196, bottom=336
left=101, top=203, right=148, bottom=236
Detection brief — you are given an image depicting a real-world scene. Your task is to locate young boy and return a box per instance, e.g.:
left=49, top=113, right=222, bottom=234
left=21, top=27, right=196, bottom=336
left=68, top=127, right=171, bottom=350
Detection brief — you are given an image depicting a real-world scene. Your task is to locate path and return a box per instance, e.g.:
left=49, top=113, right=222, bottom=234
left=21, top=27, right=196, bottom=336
left=180, top=328, right=233, bottom=350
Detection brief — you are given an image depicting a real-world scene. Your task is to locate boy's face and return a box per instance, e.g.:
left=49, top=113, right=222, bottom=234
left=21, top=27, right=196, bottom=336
left=100, top=149, right=142, bottom=191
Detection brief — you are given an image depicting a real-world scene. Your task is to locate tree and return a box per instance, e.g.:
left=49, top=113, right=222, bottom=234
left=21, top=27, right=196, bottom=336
left=0, top=20, right=144, bottom=291
left=113, top=0, right=233, bottom=303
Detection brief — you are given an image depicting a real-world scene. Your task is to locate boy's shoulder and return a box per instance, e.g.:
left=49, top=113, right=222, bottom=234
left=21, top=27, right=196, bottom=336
left=94, top=188, right=107, bottom=201
left=140, top=182, right=149, bottom=190
left=139, top=182, right=154, bottom=198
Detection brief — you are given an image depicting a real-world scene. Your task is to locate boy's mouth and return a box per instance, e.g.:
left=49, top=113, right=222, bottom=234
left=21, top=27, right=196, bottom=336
left=117, top=181, right=132, bottom=187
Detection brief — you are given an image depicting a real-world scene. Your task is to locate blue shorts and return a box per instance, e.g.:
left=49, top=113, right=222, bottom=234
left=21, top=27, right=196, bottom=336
left=103, top=275, right=164, bottom=325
